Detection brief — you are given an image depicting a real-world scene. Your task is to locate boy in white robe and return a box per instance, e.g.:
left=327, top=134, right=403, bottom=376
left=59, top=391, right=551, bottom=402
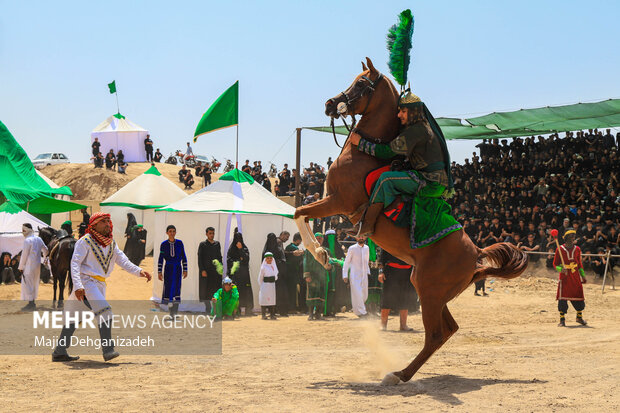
left=258, top=252, right=278, bottom=320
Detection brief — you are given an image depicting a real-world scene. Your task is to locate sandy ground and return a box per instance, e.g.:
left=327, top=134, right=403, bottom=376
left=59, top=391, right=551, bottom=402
left=1, top=260, right=619, bottom=412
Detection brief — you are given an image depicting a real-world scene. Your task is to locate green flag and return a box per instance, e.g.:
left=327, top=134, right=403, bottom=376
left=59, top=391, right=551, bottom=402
left=194, top=81, right=239, bottom=142
left=108, top=80, right=116, bottom=94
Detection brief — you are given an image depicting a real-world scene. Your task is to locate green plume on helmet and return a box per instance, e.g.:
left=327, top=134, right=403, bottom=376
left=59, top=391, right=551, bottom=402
left=386, top=9, right=414, bottom=89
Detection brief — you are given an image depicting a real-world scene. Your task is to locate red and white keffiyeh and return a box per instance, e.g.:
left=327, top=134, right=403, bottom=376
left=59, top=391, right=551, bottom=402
left=86, top=212, right=114, bottom=247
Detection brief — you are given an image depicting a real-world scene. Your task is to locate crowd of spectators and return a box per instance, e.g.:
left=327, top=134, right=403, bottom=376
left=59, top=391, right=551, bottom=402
left=87, top=127, right=619, bottom=279
left=90, top=137, right=128, bottom=174
left=450, top=129, right=620, bottom=275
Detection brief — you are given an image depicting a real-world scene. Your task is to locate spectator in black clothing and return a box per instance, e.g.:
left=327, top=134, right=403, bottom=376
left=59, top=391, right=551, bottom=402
left=195, top=164, right=204, bottom=188
left=184, top=170, right=195, bottom=190
left=591, top=247, right=607, bottom=278
left=203, top=165, right=212, bottom=186
left=241, top=160, right=252, bottom=174
left=178, top=165, right=189, bottom=183
left=144, top=134, right=154, bottom=162
left=262, top=173, right=271, bottom=192
left=278, top=164, right=291, bottom=196
left=1, top=252, right=16, bottom=284
left=105, top=149, right=116, bottom=170
left=520, top=233, right=541, bottom=262
left=153, top=148, right=163, bottom=162
left=91, top=137, right=101, bottom=157
left=92, top=152, right=104, bottom=168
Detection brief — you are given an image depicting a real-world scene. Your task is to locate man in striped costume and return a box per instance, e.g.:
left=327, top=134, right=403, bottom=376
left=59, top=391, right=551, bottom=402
left=52, top=212, right=151, bottom=362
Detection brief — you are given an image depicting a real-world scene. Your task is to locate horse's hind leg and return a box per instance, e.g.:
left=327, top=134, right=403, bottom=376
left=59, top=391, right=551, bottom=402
left=391, top=299, right=458, bottom=383
left=57, top=270, right=66, bottom=309
left=51, top=265, right=58, bottom=308
left=441, top=305, right=459, bottom=343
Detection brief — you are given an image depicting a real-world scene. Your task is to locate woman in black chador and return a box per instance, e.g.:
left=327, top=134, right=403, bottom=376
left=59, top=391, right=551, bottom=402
left=227, top=229, right=253, bottom=315
left=123, top=213, right=139, bottom=263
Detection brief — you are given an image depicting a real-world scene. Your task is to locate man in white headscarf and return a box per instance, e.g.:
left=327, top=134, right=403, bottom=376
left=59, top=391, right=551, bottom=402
left=18, top=223, right=48, bottom=311
left=342, top=236, right=370, bottom=317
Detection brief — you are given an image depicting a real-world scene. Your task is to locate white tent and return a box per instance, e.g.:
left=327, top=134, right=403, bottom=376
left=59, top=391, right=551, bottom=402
left=35, top=170, right=71, bottom=229
left=100, top=165, right=187, bottom=254
left=0, top=202, right=47, bottom=257
left=152, top=169, right=298, bottom=311
left=91, top=114, right=149, bottom=162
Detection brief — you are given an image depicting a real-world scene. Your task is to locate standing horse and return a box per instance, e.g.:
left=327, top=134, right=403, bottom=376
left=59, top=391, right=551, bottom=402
left=294, top=57, right=528, bottom=384
left=38, top=227, right=75, bottom=308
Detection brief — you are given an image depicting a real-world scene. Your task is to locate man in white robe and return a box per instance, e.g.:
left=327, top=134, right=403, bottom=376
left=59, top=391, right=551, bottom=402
left=52, top=212, right=151, bottom=362
left=18, top=223, right=48, bottom=311
left=342, top=236, right=370, bottom=317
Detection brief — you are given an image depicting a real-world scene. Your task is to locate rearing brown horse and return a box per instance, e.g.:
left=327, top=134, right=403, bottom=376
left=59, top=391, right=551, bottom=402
left=294, top=57, right=528, bottom=384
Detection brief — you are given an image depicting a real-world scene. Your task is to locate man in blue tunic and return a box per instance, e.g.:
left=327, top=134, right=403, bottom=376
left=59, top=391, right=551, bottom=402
left=158, top=225, right=187, bottom=317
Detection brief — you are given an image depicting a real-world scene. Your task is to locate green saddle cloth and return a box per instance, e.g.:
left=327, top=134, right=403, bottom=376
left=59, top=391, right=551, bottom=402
left=392, top=196, right=462, bottom=249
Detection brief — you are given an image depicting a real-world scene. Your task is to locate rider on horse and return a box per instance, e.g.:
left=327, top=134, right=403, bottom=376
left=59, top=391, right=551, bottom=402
left=349, top=89, right=454, bottom=237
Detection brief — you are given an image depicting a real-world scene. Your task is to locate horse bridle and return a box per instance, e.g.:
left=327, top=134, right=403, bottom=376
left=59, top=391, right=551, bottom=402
left=330, top=72, right=384, bottom=148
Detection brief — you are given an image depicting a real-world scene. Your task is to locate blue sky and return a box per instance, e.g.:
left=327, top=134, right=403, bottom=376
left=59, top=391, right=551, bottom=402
left=1, top=0, right=619, bottom=167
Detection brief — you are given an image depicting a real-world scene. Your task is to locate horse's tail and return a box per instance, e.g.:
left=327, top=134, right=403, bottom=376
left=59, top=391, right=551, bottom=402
left=472, top=242, right=528, bottom=283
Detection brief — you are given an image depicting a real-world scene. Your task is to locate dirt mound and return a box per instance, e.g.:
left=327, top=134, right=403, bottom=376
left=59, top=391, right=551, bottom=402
left=40, top=163, right=222, bottom=201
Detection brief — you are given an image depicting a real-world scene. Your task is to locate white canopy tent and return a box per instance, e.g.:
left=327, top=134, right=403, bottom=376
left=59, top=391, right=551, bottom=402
left=100, top=165, right=187, bottom=254
left=91, top=114, right=149, bottom=162
left=35, top=169, right=71, bottom=229
left=152, top=169, right=298, bottom=312
left=0, top=202, right=47, bottom=257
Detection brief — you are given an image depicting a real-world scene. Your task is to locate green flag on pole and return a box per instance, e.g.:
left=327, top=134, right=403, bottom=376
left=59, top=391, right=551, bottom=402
left=193, top=81, right=239, bottom=142
left=108, top=80, right=116, bottom=94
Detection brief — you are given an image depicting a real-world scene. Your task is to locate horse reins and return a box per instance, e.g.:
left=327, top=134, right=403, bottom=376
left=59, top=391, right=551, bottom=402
left=330, top=73, right=384, bottom=148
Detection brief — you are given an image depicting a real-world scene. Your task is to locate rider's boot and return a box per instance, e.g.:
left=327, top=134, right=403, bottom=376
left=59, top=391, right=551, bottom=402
left=357, top=203, right=384, bottom=237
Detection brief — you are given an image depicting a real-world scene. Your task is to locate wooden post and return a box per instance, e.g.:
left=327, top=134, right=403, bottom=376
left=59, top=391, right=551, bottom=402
left=295, top=128, right=302, bottom=207
left=601, top=249, right=611, bottom=293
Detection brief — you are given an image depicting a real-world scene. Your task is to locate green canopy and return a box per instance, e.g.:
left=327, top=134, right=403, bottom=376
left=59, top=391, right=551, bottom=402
left=0, top=120, right=73, bottom=202
left=21, top=196, right=86, bottom=214
left=305, top=98, right=620, bottom=140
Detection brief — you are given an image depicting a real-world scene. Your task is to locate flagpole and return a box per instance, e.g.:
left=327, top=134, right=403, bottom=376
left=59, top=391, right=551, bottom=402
left=235, top=80, right=239, bottom=169
left=236, top=124, right=239, bottom=169
left=115, top=90, right=120, bottom=115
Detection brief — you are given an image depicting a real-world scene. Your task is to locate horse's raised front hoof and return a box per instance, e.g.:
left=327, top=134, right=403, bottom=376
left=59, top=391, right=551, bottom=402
left=381, top=371, right=403, bottom=386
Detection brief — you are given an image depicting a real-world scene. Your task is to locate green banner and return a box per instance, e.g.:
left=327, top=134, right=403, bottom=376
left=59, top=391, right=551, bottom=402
left=108, top=80, right=116, bottom=94
left=194, top=81, right=239, bottom=141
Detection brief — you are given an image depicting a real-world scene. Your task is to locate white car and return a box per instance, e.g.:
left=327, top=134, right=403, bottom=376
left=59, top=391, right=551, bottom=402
left=32, top=153, right=70, bottom=169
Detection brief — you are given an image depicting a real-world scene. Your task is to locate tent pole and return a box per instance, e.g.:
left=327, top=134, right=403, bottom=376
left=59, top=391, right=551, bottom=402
left=295, top=128, right=301, bottom=207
